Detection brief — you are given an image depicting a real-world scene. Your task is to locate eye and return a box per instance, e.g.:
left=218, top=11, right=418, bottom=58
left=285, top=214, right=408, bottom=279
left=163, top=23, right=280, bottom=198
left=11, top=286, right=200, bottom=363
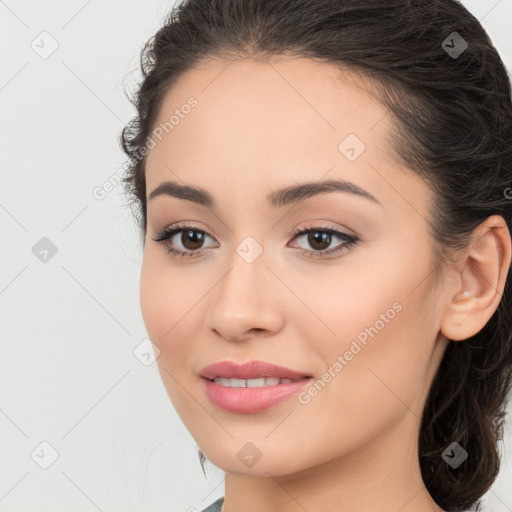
left=289, top=225, right=359, bottom=258
left=151, top=223, right=360, bottom=259
left=151, top=223, right=218, bottom=259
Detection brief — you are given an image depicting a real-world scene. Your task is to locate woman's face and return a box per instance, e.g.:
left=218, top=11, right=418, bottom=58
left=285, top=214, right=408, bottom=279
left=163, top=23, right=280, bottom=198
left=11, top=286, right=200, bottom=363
left=140, top=57, right=452, bottom=476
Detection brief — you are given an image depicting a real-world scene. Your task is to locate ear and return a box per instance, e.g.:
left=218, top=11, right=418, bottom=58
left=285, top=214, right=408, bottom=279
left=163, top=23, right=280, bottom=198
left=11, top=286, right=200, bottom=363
left=440, top=215, right=512, bottom=342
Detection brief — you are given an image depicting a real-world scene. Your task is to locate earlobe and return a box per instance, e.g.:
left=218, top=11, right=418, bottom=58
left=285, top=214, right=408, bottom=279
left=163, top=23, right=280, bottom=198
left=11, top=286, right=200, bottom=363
left=440, top=215, right=512, bottom=342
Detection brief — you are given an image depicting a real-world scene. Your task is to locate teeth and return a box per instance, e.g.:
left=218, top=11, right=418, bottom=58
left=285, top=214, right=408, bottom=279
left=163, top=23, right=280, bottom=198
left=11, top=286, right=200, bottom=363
left=213, top=377, right=295, bottom=388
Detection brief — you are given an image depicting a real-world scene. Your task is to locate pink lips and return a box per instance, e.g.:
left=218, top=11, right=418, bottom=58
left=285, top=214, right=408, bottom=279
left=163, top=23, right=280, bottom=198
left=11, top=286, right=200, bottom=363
left=199, top=360, right=314, bottom=414
left=199, top=360, right=313, bottom=380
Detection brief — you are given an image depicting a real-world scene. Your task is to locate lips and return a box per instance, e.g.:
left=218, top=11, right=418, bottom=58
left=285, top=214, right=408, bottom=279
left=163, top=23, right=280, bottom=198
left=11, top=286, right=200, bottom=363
left=200, top=360, right=313, bottom=381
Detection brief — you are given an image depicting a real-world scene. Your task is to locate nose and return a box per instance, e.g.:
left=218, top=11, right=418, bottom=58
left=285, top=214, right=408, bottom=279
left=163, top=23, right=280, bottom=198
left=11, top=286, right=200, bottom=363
left=205, top=245, right=285, bottom=342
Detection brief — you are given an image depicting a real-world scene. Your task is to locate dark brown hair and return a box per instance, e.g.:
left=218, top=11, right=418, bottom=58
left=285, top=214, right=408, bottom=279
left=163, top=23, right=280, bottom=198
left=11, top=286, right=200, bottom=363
left=119, top=1, right=512, bottom=510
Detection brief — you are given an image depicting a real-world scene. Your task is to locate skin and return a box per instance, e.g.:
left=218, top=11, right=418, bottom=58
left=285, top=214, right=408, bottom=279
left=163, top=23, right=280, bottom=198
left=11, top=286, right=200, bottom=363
left=139, top=56, right=511, bottom=512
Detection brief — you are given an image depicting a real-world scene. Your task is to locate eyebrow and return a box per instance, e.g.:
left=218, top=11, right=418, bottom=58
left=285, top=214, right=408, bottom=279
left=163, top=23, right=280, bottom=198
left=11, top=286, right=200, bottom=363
left=148, top=178, right=382, bottom=208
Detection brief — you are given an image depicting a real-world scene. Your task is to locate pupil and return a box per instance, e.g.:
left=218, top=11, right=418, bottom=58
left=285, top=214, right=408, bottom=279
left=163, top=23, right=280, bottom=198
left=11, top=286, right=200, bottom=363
left=183, top=230, right=204, bottom=250
left=308, top=231, right=330, bottom=250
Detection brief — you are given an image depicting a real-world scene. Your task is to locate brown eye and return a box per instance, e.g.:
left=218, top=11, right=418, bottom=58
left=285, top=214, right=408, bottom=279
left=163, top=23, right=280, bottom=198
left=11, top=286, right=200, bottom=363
left=152, top=224, right=218, bottom=258
left=180, top=229, right=206, bottom=250
left=307, top=230, right=332, bottom=251
left=289, top=225, right=360, bottom=259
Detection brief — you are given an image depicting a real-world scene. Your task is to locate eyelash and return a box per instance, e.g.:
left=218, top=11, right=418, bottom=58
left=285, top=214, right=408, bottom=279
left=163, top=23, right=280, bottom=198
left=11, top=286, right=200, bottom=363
left=151, top=222, right=360, bottom=260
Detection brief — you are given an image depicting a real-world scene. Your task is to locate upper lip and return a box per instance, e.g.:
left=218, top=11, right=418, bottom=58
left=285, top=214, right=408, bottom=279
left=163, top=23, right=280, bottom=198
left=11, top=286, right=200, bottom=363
left=200, top=360, right=313, bottom=380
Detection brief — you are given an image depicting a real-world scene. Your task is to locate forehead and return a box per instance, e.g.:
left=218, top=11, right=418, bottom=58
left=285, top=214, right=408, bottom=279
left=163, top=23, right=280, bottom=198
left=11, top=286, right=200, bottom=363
left=147, top=56, right=387, bottom=153
left=144, top=57, right=428, bottom=217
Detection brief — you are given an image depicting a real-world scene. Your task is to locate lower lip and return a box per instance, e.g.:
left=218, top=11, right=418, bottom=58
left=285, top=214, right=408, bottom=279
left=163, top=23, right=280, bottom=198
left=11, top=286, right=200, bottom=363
left=201, top=377, right=314, bottom=413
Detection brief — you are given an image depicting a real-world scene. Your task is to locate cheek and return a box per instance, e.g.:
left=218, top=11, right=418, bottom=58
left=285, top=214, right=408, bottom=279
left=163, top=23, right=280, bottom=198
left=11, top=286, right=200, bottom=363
left=139, top=252, right=189, bottom=359
left=291, top=294, right=435, bottom=467
left=295, top=237, right=437, bottom=413
left=139, top=256, right=167, bottom=341
left=139, top=253, right=202, bottom=415
left=140, top=250, right=194, bottom=337
left=139, top=250, right=212, bottom=381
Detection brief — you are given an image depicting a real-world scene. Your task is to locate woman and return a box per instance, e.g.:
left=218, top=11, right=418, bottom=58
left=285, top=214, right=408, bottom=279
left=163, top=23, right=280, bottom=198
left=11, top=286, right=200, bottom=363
left=120, top=1, right=512, bottom=511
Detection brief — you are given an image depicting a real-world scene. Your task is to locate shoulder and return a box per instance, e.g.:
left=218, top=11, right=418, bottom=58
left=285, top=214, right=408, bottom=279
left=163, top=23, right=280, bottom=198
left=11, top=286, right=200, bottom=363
left=199, top=497, right=224, bottom=512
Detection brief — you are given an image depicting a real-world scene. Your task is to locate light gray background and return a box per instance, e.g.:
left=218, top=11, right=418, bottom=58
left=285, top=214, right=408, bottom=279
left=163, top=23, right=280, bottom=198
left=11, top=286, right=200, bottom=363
left=1, top=1, right=511, bottom=511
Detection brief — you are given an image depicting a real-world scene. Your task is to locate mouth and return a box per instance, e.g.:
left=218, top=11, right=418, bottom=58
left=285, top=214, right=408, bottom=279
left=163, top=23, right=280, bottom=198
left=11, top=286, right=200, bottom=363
left=202, top=376, right=311, bottom=388
left=199, top=359, right=314, bottom=382
left=201, top=374, right=315, bottom=414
